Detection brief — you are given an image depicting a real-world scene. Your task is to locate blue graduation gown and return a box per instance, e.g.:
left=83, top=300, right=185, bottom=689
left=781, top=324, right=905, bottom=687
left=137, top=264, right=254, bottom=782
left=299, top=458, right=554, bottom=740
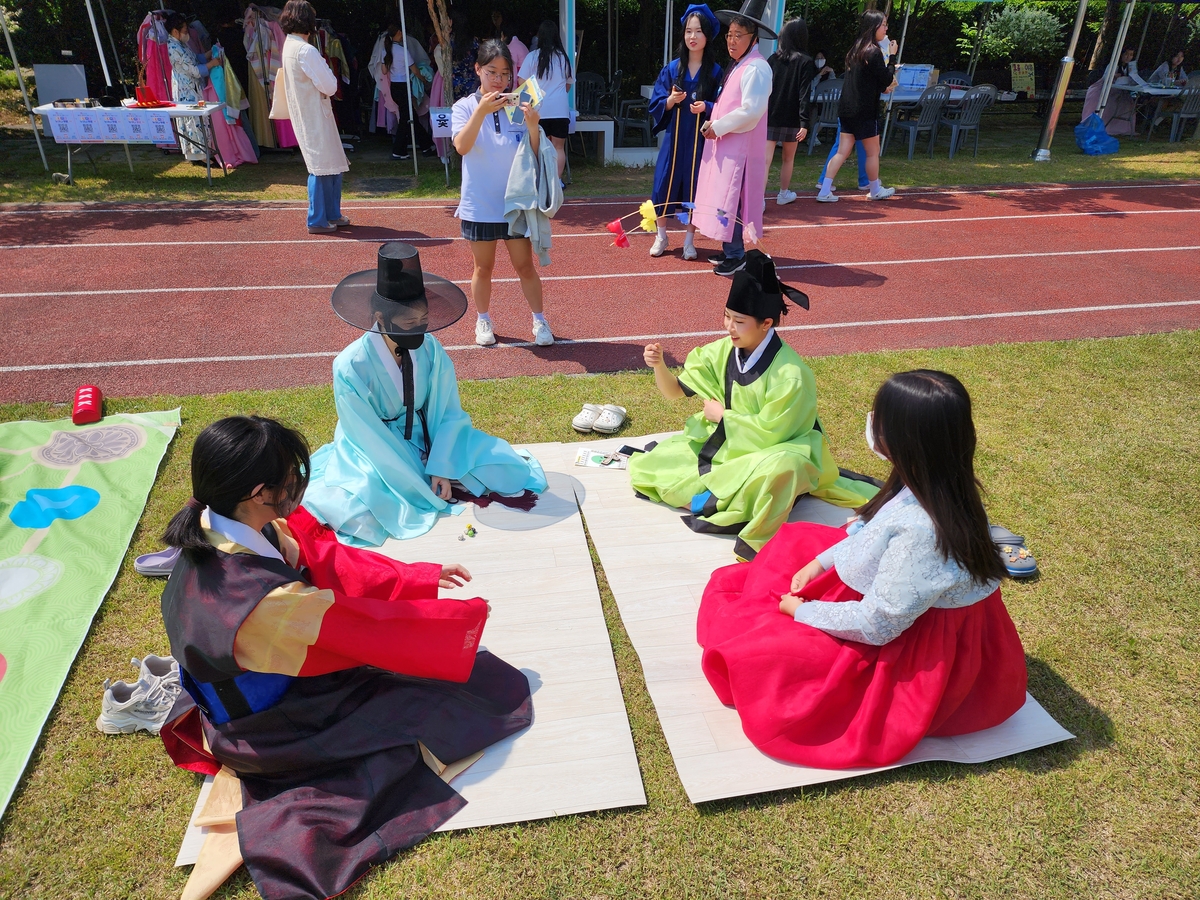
left=649, top=59, right=723, bottom=215
left=303, top=331, right=547, bottom=545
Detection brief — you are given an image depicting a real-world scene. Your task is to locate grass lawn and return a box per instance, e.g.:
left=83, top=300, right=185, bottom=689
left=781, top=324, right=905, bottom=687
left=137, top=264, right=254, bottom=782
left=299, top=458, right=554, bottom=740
left=1, top=107, right=1198, bottom=204
left=0, top=331, right=1197, bottom=898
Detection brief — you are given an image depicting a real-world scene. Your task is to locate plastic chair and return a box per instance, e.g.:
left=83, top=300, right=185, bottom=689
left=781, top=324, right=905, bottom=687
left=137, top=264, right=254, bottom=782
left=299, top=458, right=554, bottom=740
left=597, top=69, right=623, bottom=117
left=1169, top=87, right=1200, bottom=141
left=883, top=83, right=950, bottom=158
left=934, top=85, right=992, bottom=158
left=576, top=72, right=605, bottom=115
left=616, top=97, right=652, bottom=146
left=807, top=80, right=842, bottom=155
left=939, top=70, right=972, bottom=88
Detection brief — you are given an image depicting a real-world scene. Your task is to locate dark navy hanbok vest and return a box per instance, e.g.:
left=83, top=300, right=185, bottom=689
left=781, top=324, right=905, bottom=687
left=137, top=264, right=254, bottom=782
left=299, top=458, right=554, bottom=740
left=161, top=526, right=301, bottom=725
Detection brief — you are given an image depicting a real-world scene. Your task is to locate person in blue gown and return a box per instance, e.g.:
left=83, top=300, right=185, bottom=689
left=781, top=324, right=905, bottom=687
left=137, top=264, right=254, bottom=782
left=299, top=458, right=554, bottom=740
left=304, top=242, right=547, bottom=545
left=647, top=4, right=723, bottom=262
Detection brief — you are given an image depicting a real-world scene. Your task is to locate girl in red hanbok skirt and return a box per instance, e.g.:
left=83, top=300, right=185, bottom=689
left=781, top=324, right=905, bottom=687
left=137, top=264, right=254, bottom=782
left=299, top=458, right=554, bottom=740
left=698, top=369, right=1027, bottom=769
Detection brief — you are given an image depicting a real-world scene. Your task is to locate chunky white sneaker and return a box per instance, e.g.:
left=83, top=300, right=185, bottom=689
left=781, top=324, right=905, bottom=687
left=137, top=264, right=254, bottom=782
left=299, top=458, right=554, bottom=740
left=649, top=231, right=669, bottom=257
left=682, top=238, right=698, bottom=261
left=868, top=186, right=896, bottom=200
left=815, top=191, right=839, bottom=203
left=475, top=317, right=496, bottom=346
left=776, top=189, right=797, bottom=205
left=532, top=318, right=554, bottom=346
left=133, top=655, right=181, bottom=701
left=96, top=677, right=176, bottom=735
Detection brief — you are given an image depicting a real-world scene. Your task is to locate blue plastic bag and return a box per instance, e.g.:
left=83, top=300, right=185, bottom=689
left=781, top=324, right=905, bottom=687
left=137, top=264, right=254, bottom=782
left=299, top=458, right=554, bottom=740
left=1074, top=113, right=1119, bottom=155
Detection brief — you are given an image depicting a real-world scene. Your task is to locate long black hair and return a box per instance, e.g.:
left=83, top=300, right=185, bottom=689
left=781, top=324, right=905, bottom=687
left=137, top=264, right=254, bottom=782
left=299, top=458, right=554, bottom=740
left=534, top=19, right=571, bottom=80
left=846, top=9, right=886, bottom=70
left=673, top=10, right=719, bottom=101
left=857, top=371, right=1007, bottom=585
left=162, top=416, right=311, bottom=561
left=383, top=20, right=402, bottom=73
left=776, top=17, right=809, bottom=63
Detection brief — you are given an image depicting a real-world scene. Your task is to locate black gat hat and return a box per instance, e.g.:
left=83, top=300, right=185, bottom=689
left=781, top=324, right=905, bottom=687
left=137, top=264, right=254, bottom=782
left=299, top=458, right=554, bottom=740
left=331, top=242, right=468, bottom=335
left=726, top=250, right=809, bottom=321
left=715, top=0, right=778, bottom=40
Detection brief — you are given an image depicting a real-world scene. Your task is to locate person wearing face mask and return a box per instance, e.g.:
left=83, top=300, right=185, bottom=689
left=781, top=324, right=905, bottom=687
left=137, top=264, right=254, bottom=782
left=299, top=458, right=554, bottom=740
left=158, top=414, right=532, bottom=900
left=696, top=370, right=1028, bottom=769
left=165, top=12, right=222, bottom=162
left=629, top=251, right=878, bottom=562
left=300, top=243, right=548, bottom=546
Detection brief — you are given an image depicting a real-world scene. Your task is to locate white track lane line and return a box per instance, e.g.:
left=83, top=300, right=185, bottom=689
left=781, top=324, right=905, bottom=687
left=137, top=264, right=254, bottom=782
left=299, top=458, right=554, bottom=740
left=1, top=180, right=1197, bottom=216
left=3, top=208, right=1197, bottom=251
left=4, top=299, right=1197, bottom=373
left=3, top=243, right=1197, bottom=299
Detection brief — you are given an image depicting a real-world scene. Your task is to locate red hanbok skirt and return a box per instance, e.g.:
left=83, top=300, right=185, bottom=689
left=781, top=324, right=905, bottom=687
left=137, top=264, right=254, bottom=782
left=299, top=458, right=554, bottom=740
left=697, top=522, right=1028, bottom=769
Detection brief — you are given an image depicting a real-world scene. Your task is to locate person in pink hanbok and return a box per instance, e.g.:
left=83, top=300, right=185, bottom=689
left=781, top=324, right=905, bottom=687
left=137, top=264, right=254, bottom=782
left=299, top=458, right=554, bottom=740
left=691, top=0, right=775, bottom=278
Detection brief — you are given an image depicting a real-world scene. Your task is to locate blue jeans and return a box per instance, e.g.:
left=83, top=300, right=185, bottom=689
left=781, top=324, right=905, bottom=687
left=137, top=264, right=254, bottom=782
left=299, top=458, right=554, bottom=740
left=722, top=198, right=746, bottom=260
left=307, top=173, right=343, bottom=228
left=820, top=127, right=869, bottom=188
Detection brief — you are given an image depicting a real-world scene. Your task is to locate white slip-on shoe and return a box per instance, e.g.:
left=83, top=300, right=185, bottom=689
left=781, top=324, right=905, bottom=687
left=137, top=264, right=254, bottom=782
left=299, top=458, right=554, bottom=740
left=815, top=191, right=839, bottom=203
left=532, top=318, right=554, bottom=346
left=134, top=546, right=180, bottom=577
left=868, top=186, right=896, bottom=200
left=572, top=404, right=603, bottom=433
left=682, top=238, right=698, bottom=261
left=475, top=317, right=496, bottom=346
left=777, top=189, right=797, bottom=205
left=649, top=231, right=669, bottom=257
left=591, top=405, right=627, bottom=434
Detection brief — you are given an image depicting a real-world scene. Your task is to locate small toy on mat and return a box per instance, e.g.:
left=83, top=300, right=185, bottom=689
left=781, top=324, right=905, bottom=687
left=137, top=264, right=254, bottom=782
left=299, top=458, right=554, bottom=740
left=72, top=384, right=103, bottom=425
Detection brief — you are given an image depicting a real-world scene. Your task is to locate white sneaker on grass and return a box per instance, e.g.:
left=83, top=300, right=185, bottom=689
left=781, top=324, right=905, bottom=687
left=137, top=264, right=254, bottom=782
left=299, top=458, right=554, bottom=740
left=96, top=677, right=177, bottom=735
left=868, top=186, right=896, bottom=200
left=475, top=317, right=496, bottom=346
left=133, top=655, right=181, bottom=701
left=649, top=231, right=668, bottom=257
left=532, top=318, right=554, bottom=346
left=777, top=189, right=797, bottom=205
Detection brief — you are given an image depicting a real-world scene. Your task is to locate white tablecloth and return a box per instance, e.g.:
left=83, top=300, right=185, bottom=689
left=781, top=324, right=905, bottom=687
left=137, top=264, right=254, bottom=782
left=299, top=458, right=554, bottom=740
left=32, top=102, right=221, bottom=145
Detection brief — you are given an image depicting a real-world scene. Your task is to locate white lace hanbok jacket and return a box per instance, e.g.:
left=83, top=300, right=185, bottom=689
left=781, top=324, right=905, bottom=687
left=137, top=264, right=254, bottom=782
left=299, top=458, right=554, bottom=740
left=794, top=488, right=999, bottom=646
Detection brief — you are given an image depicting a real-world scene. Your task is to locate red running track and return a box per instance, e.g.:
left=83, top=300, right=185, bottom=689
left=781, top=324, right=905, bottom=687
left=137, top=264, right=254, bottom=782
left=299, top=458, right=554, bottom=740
left=1, top=181, right=1198, bottom=402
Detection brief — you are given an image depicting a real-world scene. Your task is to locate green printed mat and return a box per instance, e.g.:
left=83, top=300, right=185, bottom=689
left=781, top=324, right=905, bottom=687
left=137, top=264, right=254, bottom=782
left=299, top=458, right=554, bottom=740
left=0, top=410, right=179, bottom=818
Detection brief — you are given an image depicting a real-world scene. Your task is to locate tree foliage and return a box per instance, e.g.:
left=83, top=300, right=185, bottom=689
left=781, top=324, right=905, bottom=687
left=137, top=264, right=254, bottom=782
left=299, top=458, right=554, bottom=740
left=958, top=4, right=1064, bottom=63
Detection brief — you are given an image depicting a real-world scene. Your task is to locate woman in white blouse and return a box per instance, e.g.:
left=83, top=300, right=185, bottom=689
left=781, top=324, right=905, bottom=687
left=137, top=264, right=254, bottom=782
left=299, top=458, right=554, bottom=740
left=697, top=369, right=1028, bottom=769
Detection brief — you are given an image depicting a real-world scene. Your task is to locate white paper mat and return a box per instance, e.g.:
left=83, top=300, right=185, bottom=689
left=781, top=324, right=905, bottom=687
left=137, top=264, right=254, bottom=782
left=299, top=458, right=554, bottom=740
left=551, top=432, right=1074, bottom=804
left=176, top=445, right=644, bottom=865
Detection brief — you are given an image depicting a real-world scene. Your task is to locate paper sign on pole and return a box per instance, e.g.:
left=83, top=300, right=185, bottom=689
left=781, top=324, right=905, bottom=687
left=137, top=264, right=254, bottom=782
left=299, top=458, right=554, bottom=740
left=1010, top=63, right=1036, bottom=95
left=429, top=107, right=453, bottom=138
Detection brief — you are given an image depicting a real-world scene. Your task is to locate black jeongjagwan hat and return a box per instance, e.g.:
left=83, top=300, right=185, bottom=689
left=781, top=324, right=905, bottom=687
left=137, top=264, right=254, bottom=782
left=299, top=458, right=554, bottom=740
left=726, top=250, right=809, bottom=321
left=331, top=242, right=468, bottom=333
left=715, top=0, right=778, bottom=40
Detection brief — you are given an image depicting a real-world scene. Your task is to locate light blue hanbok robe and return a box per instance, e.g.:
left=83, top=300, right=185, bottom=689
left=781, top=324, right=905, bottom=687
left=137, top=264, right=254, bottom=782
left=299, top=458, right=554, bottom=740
left=303, top=331, right=547, bottom=545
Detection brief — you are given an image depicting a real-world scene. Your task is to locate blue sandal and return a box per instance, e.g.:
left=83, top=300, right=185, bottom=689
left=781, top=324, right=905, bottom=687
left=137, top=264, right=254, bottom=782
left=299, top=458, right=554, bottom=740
left=991, top=525, right=1038, bottom=578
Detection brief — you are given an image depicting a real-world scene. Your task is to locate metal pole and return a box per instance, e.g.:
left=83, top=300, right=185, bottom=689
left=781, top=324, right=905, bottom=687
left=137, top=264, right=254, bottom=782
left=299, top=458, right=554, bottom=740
left=1096, top=0, right=1137, bottom=116
left=879, top=0, right=911, bottom=155
left=1134, top=4, right=1152, bottom=60
left=1033, top=0, right=1089, bottom=161
left=1, top=5, right=49, bottom=170
left=663, top=0, right=673, bottom=69
left=1153, top=4, right=1178, bottom=70
left=96, top=0, right=127, bottom=94
left=398, top=0, right=418, bottom=176
left=83, top=0, right=113, bottom=87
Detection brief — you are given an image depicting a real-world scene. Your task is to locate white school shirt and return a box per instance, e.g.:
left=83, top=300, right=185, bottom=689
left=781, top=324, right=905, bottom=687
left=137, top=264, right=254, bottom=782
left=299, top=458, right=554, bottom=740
left=452, top=92, right=523, bottom=223
left=794, top=487, right=999, bottom=645
left=388, top=44, right=414, bottom=82
left=517, top=52, right=573, bottom=120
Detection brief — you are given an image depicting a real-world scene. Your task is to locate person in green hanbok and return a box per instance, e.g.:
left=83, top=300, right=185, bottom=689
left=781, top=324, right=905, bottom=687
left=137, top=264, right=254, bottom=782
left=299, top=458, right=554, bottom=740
left=629, top=251, right=877, bottom=560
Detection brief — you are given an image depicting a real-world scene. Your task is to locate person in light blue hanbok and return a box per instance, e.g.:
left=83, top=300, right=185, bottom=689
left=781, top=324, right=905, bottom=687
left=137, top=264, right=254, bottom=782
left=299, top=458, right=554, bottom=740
left=303, top=242, right=547, bottom=545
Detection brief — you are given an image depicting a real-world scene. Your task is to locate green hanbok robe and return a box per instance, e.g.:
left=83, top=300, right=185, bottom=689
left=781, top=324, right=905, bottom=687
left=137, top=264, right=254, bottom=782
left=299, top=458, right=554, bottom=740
left=628, top=333, right=877, bottom=558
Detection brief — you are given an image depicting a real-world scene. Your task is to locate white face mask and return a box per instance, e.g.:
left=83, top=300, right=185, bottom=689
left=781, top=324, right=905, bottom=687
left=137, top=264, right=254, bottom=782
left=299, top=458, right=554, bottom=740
left=815, top=57, right=825, bottom=68
left=865, top=411, right=888, bottom=461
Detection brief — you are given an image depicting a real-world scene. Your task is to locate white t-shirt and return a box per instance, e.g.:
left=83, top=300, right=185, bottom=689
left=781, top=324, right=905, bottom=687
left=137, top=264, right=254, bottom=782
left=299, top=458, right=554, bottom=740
left=388, top=43, right=413, bottom=82
left=452, top=92, right=524, bottom=223
left=517, top=51, right=573, bottom=120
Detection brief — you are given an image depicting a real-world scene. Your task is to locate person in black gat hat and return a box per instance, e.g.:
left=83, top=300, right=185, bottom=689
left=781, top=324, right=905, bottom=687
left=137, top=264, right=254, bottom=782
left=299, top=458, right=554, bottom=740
left=629, top=251, right=879, bottom=561
left=302, top=242, right=549, bottom=545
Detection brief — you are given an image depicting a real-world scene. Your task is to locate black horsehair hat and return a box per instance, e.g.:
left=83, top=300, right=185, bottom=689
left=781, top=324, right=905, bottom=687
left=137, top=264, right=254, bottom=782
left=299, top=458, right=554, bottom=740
left=726, top=250, right=809, bottom=322
left=715, top=0, right=778, bottom=40
left=331, top=242, right=468, bottom=334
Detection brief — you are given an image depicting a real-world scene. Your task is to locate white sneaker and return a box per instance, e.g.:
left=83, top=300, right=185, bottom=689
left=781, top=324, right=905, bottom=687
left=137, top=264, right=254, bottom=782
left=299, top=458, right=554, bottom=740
left=815, top=191, right=839, bottom=203
left=96, top=677, right=177, bottom=735
left=532, top=318, right=554, bottom=346
left=868, top=186, right=896, bottom=200
left=649, top=231, right=668, bottom=257
left=133, top=655, right=181, bottom=701
left=475, top=317, right=496, bottom=346
left=682, top=238, right=697, bottom=261
left=776, top=189, right=797, bottom=205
